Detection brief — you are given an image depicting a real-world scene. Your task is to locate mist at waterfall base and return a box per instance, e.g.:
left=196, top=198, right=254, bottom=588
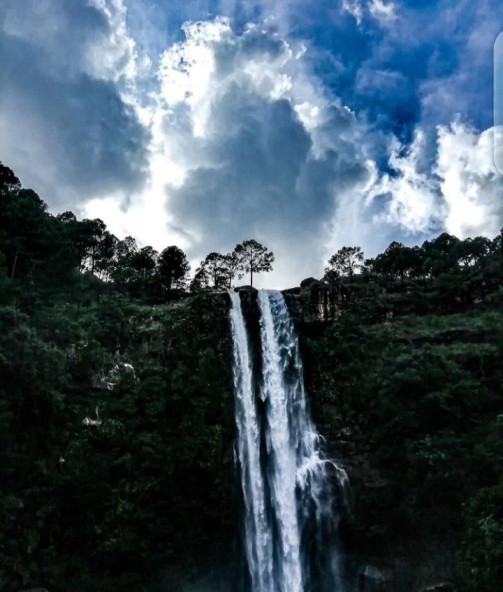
left=230, top=290, right=350, bottom=592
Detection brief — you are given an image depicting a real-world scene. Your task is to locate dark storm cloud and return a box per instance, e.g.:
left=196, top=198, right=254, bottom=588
left=0, top=0, right=149, bottom=207
left=170, top=96, right=314, bottom=245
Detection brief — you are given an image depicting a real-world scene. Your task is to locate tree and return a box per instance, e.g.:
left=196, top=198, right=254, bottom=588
left=455, top=237, right=492, bottom=268
left=57, top=216, right=115, bottom=275
left=195, top=251, right=242, bottom=289
left=422, top=233, right=461, bottom=276
left=111, top=236, right=138, bottom=287
left=190, top=267, right=210, bottom=292
left=372, top=241, right=424, bottom=281
left=0, top=187, right=52, bottom=280
left=93, top=231, right=118, bottom=280
left=0, top=162, right=21, bottom=194
left=158, top=246, right=190, bottom=291
left=492, top=228, right=503, bottom=257
left=131, top=246, right=158, bottom=281
left=129, top=246, right=159, bottom=296
left=223, top=251, right=242, bottom=288
left=325, top=246, right=364, bottom=278
left=234, top=239, right=274, bottom=287
left=197, top=252, right=228, bottom=288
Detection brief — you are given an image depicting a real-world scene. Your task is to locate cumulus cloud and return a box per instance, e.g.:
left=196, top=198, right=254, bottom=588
left=341, top=123, right=503, bottom=257
left=0, top=0, right=149, bottom=208
left=435, top=123, right=503, bottom=238
left=367, top=130, right=442, bottom=235
left=144, top=18, right=375, bottom=285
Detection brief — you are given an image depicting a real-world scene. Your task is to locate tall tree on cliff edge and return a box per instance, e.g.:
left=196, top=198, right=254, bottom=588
left=325, top=246, right=364, bottom=278
left=195, top=251, right=243, bottom=289
left=234, top=239, right=274, bottom=287
left=197, top=252, right=229, bottom=288
left=158, top=245, right=190, bottom=291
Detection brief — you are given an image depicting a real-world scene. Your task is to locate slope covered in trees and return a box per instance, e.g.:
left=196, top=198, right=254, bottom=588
left=298, top=236, right=503, bottom=592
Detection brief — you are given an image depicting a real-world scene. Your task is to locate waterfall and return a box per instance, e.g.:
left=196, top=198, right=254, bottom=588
left=230, top=292, right=274, bottom=592
left=230, top=290, right=349, bottom=592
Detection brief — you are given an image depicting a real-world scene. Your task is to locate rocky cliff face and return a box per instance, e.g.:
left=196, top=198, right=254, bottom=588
left=283, top=278, right=341, bottom=323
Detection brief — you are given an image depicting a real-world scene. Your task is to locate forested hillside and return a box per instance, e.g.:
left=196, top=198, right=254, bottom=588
left=0, top=163, right=240, bottom=591
left=297, top=273, right=503, bottom=590
left=0, top=162, right=501, bottom=591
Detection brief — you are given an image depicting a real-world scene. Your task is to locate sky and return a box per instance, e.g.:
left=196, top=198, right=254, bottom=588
left=1, top=0, right=502, bottom=287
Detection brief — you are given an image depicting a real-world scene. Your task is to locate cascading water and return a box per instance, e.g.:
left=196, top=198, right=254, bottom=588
left=230, top=289, right=349, bottom=592
left=230, top=291, right=274, bottom=592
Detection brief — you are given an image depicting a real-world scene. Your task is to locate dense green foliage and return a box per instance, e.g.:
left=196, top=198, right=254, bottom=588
left=0, top=163, right=237, bottom=591
left=0, top=292, right=236, bottom=591
left=302, top=235, right=503, bottom=590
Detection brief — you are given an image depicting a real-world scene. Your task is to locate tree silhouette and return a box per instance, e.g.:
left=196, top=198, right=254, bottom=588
left=372, top=241, right=424, bottom=281
left=223, top=251, right=242, bottom=288
left=421, top=233, right=461, bottom=276
left=196, top=251, right=243, bottom=289
left=0, top=162, right=21, bottom=194
left=132, top=246, right=158, bottom=281
left=111, top=236, right=138, bottom=287
left=158, top=246, right=190, bottom=291
left=198, top=252, right=228, bottom=288
left=455, top=237, right=491, bottom=268
left=190, top=267, right=210, bottom=292
left=234, top=239, right=274, bottom=287
left=325, top=246, right=364, bottom=278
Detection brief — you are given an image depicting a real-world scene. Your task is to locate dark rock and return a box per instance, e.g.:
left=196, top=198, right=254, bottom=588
left=222, top=444, right=234, bottom=466
left=283, top=278, right=341, bottom=323
left=358, top=564, right=388, bottom=592
left=300, top=277, right=318, bottom=288
left=282, top=286, right=301, bottom=295
left=364, top=524, right=389, bottom=539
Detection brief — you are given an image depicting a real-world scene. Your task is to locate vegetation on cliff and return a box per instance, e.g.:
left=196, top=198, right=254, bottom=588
left=300, top=238, right=502, bottom=591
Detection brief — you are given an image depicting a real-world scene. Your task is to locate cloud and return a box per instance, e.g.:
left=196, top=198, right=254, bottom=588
left=342, top=0, right=396, bottom=25
left=0, top=0, right=149, bottom=208
left=145, top=18, right=375, bottom=286
left=272, top=0, right=502, bottom=148
left=336, top=123, right=503, bottom=258
left=417, top=0, right=500, bottom=132
left=435, top=123, right=503, bottom=238
left=367, top=130, right=443, bottom=235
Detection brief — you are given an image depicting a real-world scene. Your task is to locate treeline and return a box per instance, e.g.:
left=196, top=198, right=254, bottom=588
left=324, top=237, right=502, bottom=282
left=0, top=162, right=274, bottom=304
